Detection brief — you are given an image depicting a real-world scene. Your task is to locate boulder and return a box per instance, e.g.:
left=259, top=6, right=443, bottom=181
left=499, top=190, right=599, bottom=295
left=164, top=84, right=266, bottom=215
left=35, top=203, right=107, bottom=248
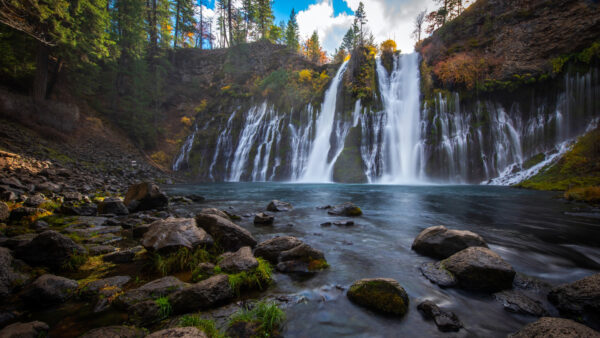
left=88, top=245, right=116, bottom=256
left=62, top=191, right=84, bottom=202
left=420, top=262, right=458, bottom=287
left=141, top=218, right=213, bottom=253
left=276, top=243, right=327, bottom=274
left=21, top=274, right=78, bottom=305
left=129, top=300, right=163, bottom=326
left=114, top=276, right=189, bottom=309
left=442, top=247, right=515, bottom=292
left=0, top=247, right=27, bottom=297
left=417, top=300, right=462, bottom=332
left=102, top=247, right=141, bottom=263
left=266, top=200, right=293, bottom=212
left=494, top=290, right=549, bottom=317
left=15, top=230, right=87, bottom=270
left=347, top=278, right=409, bottom=316
left=253, top=236, right=303, bottom=264
left=218, top=246, right=258, bottom=273
left=81, top=276, right=131, bottom=298
left=169, top=274, right=234, bottom=314
left=509, top=317, right=600, bottom=338
left=199, top=208, right=230, bottom=220
left=327, top=202, right=362, bottom=216
left=146, top=327, right=207, bottom=338
left=195, top=214, right=256, bottom=251
left=411, top=225, right=488, bottom=259
left=9, top=207, right=46, bottom=222
left=36, top=181, right=61, bottom=194
left=98, top=197, right=129, bottom=216
left=0, top=177, right=25, bottom=190
left=124, top=182, right=168, bottom=212
left=253, top=212, right=274, bottom=225
left=0, top=234, right=36, bottom=250
left=80, top=326, right=147, bottom=338
left=0, top=201, right=8, bottom=222
left=24, top=194, right=46, bottom=207
left=548, top=273, right=600, bottom=329
left=0, top=321, right=49, bottom=338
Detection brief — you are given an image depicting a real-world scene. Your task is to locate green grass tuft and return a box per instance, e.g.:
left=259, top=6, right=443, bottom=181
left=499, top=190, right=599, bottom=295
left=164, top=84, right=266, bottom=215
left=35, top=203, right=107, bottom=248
left=228, top=301, right=285, bottom=337
left=227, top=258, right=272, bottom=296
left=179, top=315, right=226, bottom=338
left=155, top=296, right=172, bottom=319
left=152, top=247, right=211, bottom=276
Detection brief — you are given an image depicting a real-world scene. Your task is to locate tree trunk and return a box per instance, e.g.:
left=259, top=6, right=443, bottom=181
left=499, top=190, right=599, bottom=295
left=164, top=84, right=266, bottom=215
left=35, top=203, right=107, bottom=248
left=174, top=2, right=180, bottom=48
left=149, top=0, right=158, bottom=55
left=228, top=0, right=233, bottom=46
left=33, top=42, right=49, bottom=102
left=199, top=1, right=203, bottom=50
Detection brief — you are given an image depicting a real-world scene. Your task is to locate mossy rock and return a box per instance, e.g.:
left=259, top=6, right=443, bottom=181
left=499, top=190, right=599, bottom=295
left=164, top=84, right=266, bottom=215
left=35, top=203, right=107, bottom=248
left=333, top=127, right=367, bottom=183
left=347, top=278, right=409, bottom=316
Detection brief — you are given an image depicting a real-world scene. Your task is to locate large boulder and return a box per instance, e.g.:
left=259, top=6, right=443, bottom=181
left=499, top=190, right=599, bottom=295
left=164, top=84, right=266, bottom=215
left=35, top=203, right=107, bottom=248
left=146, top=327, right=207, bottom=338
left=347, top=278, right=409, bottom=316
left=9, top=207, right=46, bottom=222
left=141, top=218, right=213, bottom=253
left=276, top=243, right=327, bottom=274
left=411, top=226, right=488, bottom=259
left=253, top=236, right=303, bottom=264
left=114, top=276, right=189, bottom=309
left=169, top=274, right=234, bottom=314
left=442, top=247, right=515, bottom=292
left=218, top=246, right=258, bottom=273
left=0, top=201, right=9, bottom=222
left=509, top=317, right=600, bottom=338
left=15, top=230, right=86, bottom=270
left=80, top=326, right=147, bottom=338
left=0, top=321, right=49, bottom=338
left=21, top=274, right=78, bottom=305
left=0, top=247, right=27, bottom=297
left=266, top=200, right=292, bottom=212
left=199, top=208, right=230, bottom=220
left=417, top=300, right=462, bottom=332
left=124, top=182, right=168, bottom=212
left=548, top=273, right=600, bottom=329
left=97, top=197, right=129, bottom=216
left=195, top=214, right=256, bottom=251
left=327, top=202, right=362, bottom=216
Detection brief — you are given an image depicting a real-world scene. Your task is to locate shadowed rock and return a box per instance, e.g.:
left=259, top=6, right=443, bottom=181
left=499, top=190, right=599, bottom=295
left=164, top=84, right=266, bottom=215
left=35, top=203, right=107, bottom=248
left=417, top=300, right=462, bottom=332
left=142, top=218, right=213, bottom=253
left=509, top=317, right=600, bottom=337
left=124, top=182, right=168, bottom=212
left=412, top=225, right=488, bottom=259
left=494, top=290, right=549, bottom=317
left=266, top=200, right=293, bottom=212
left=548, top=273, right=600, bottom=330
left=254, top=236, right=303, bottom=264
left=218, top=246, right=258, bottom=273
left=347, top=278, right=409, bottom=316
left=254, top=212, right=274, bottom=225
left=15, top=230, right=86, bottom=270
left=97, top=197, right=129, bottom=216
left=146, top=327, right=207, bottom=338
left=327, top=202, right=362, bottom=216
left=169, top=274, right=234, bottom=314
left=195, top=213, right=256, bottom=251
left=21, top=274, right=78, bottom=306
left=80, top=326, right=147, bottom=338
left=0, top=321, right=49, bottom=338
left=442, top=247, right=515, bottom=292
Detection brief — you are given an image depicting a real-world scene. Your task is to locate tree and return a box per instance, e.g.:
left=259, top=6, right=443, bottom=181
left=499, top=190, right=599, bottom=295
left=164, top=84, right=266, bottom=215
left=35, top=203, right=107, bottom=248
left=285, top=8, right=299, bottom=51
left=341, top=27, right=355, bottom=52
left=255, top=0, right=273, bottom=39
left=426, top=0, right=469, bottom=34
left=354, top=2, right=367, bottom=45
left=380, top=39, right=397, bottom=53
left=304, top=31, right=326, bottom=64
left=412, top=10, right=426, bottom=42
left=172, top=0, right=195, bottom=48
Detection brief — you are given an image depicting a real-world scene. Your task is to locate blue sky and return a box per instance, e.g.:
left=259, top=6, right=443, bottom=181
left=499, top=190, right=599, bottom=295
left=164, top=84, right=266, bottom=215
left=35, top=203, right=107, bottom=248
left=272, top=0, right=354, bottom=24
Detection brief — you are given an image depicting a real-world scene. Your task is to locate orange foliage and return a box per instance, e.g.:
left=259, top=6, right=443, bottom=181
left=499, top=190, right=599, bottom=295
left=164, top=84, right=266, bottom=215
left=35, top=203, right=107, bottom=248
left=433, top=53, right=488, bottom=90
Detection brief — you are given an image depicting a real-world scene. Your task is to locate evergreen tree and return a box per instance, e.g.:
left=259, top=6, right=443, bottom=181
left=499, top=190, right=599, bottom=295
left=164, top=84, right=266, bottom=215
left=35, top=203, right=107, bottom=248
left=304, top=31, right=325, bottom=64
left=341, top=28, right=355, bottom=52
left=354, top=2, right=367, bottom=45
left=255, top=0, right=273, bottom=39
left=285, top=8, right=299, bottom=51
left=172, top=0, right=196, bottom=48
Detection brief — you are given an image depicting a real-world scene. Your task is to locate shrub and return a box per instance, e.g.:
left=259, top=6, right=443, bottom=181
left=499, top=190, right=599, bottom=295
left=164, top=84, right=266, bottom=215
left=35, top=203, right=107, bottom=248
left=380, top=39, right=397, bottom=53
left=180, top=116, right=193, bottom=127
left=433, top=52, right=488, bottom=90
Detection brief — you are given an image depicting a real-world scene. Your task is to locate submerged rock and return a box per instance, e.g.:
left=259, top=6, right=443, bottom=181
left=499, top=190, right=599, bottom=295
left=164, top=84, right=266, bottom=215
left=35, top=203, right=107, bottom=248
left=195, top=213, right=256, bottom=251
left=347, top=278, right=409, bottom=316
left=548, top=273, right=600, bottom=329
left=253, top=236, right=304, bottom=264
left=124, top=182, right=169, bottom=212
left=276, top=243, right=327, bottom=274
left=253, top=212, right=274, bottom=225
left=420, top=262, right=457, bottom=288
left=15, top=230, right=86, bottom=270
left=442, top=247, right=515, bottom=292
left=0, top=321, right=49, bottom=338
left=412, top=225, right=488, bottom=259
left=168, top=274, right=234, bottom=314
left=218, top=246, right=258, bottom=273
left=327, top=202, right=362, bottom=217
left=266, top=200, right=293, bottom=212
left=142, top=217, right=212, bottom=253
left=509, top=317, right=600, bottom=337
left=417, top=300, right=462, bottom=332
left=494, top=290, right=549, bottom=317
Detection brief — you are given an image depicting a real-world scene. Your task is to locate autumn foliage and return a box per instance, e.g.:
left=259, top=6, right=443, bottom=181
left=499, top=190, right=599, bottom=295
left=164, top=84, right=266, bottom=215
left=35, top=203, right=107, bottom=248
left=380, top=40, right=397, bottom=53
left=433, top=53, right=488, bottom=90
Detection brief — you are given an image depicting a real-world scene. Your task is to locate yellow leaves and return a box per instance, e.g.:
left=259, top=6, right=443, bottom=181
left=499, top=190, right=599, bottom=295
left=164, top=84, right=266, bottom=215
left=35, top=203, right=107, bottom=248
left=367, top=45, right=377, bottom=56
left=319, top=71, right=329, bottom=81
left=298, top=69, right=313, bottom=83
left=180, top=116, right=193, bottom=127
left=221, top=85, right=231, bottom=91
left=380, top=39, right=397, bottom=53
left=150, top=151, right=169, bottom=166
left=194, top=99, right=208, bottom=113
left=344, top=53, right=351, bottom=62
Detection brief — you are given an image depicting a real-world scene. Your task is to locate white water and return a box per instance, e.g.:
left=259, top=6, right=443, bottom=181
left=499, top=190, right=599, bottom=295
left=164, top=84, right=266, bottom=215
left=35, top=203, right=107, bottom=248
left=172, top=123, right=199, bottom=171
left=377, top=53, right=423, bottom=183
left=228, top=103, right=270, bottom=181
left=300, top=60, right=349, bottom=182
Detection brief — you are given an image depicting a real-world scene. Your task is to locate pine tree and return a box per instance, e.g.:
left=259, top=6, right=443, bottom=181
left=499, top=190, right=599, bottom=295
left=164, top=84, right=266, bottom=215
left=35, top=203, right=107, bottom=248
left=255, top=0, right=273, bottom=39
left=285, top=8, right=299, bottom=51
left=341, top=28, right=355, bottom=52
left=172, top=0, right=196, bottom=48
left=354, top=2, right=367, bottom=46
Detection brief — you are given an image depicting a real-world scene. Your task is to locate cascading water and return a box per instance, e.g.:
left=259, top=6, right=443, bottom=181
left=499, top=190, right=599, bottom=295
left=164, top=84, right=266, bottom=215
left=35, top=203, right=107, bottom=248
left=172, top=123, right=198, bottom=171
left=300, top=60, right=349, bottom=182
left=376, top=53, right=423, bottom=183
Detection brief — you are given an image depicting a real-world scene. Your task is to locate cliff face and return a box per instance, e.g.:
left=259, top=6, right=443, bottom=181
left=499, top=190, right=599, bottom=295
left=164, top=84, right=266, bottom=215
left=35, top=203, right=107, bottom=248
left=418, top=0, right=600, bottom=88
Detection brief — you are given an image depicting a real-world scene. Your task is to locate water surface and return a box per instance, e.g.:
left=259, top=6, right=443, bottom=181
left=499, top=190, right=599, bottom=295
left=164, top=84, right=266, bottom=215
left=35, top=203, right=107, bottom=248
left=164, top=183, right=600, bottom=337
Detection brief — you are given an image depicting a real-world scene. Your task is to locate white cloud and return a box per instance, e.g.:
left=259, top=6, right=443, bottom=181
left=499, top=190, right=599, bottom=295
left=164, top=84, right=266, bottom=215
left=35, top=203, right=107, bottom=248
left=296, top=0, right=436, bottom=55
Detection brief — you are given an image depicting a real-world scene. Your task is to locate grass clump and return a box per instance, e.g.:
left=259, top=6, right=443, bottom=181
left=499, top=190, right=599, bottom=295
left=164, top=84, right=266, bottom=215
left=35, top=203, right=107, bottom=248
left=564, top=186, right=600, bottom=204
left=179, top=315, right=226, bottom=338
left=228, top=301, right=285, bottom=337
left=155, top=296, right=172, bottom=319
left=152, top=247, right=211, bottom=276
left=227, top=258, right=272, bottom=296
left=62, top=251, right=89, bottom=271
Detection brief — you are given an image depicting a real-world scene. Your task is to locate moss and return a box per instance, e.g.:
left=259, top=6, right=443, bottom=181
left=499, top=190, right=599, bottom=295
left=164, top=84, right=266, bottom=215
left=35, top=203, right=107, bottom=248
left=179, top=315, right=226, bottom=338
left=228, top=301, right=285, bottom=337
left=522, top=153, right=545, bottom=170
left=347, top=279, right=409, bottom=316
left=226, top=258, right=272, bottom=296
left=518, top=126, right=600, bottom=190
left=308, top=259, right=329, bottom=271
left=564, top=186, right=600, bottom=204
left=61, top=251, right=89, bottom=271
left=77, top=255, right=116, bottom=286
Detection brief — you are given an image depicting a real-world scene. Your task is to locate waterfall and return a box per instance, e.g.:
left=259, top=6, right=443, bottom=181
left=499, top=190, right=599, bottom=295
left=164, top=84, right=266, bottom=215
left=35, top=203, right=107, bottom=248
left=300, top=60, right=349, bottom=182
left=376, top=53, right=423, bottom=183
left=172, top=123, right=198, bottom=171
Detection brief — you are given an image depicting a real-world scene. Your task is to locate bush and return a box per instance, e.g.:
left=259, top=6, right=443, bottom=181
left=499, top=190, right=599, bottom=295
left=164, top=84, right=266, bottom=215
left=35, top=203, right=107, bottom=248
left=380, top=39, right=397, bottom=53
left=564, top=186, right=600, bottom=204
left=433, top=52, right=489, bottom=90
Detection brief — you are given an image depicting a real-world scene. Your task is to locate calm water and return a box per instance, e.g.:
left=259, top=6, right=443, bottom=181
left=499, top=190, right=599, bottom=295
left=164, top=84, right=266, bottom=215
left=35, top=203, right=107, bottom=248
left=164, top=183, right=600, bottom=337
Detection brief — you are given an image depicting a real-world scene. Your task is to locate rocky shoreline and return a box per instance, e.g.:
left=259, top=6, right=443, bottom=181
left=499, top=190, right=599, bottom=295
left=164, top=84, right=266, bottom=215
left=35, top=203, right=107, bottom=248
left=0, top=149, right=599, bottom=337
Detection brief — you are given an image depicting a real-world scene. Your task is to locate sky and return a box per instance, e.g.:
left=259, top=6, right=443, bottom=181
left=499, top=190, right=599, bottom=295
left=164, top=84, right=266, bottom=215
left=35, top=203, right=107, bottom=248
left=201, top=0, right=436, bottom=55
